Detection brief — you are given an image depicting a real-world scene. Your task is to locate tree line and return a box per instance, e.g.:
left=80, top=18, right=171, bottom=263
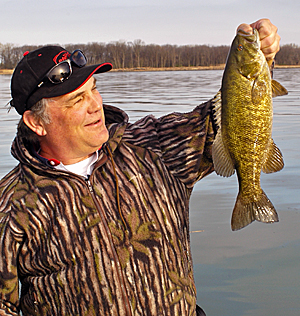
left=0, top=40, right=299, bottom=70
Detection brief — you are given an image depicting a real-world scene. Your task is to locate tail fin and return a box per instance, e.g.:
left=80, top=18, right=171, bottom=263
left=231, top=190, right=279, bottom=231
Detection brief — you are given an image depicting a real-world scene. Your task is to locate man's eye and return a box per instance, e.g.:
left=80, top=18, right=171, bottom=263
left=74, top=97, right=83, bottom=104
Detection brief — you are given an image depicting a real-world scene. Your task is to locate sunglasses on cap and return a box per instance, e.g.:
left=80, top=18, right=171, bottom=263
left=38, top=49, right=87, bottom=88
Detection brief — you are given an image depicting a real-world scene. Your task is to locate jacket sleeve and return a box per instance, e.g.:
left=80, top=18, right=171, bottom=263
left=0, top=211, right=21, bottom=316
left=123, top=99, right=216, bottom=188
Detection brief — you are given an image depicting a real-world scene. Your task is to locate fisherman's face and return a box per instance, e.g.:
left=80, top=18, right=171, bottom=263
left=39, top=77, right=109, bottom=165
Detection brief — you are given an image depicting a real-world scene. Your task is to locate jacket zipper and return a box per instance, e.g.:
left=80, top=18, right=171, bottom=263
left=86, top=179, right=132, bottom=316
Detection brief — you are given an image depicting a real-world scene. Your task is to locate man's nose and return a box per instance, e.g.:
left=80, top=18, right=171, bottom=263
left=88, top=92, right=102, bottom=112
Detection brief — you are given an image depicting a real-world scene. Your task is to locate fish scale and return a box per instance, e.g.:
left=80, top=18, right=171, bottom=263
left=212, top=29, right=287, bottom=231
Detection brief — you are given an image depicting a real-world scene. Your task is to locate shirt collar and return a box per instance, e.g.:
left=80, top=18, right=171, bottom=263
left=31, top=144, right=100, bottom=178
left=54, top=152, right=99, bottom=178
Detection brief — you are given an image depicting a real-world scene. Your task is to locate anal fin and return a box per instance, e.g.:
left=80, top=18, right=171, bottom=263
left=262, top=139, right=284, bottom=173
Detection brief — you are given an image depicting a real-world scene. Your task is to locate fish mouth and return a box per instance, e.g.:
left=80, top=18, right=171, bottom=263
left=237, top=28, right=260, bottom=48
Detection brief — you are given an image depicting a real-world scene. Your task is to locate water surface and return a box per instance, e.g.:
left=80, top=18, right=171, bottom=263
left=1, top=69, right=299, bottom=316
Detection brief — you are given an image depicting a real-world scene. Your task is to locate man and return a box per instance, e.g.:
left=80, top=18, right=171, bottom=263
left=0, top=19, right=280, bottom=316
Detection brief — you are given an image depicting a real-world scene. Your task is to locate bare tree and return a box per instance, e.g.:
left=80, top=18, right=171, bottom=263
left=132, top=39, right=144, bottom=68
left=1, top=41, right=299, bottom=70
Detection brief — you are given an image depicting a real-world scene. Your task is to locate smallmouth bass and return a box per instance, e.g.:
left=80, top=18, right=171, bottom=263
left=212, top=29, right=288, bottom=231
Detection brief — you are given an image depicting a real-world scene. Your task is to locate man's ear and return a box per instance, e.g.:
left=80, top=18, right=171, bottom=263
left=23, top=110, right=47, bottom=136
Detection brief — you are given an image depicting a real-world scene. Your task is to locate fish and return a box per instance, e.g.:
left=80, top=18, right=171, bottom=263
left=212, top=28, right=288, bottom=231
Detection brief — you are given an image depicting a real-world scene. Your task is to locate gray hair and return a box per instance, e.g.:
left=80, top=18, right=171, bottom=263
left=17, top=98, right=51, bottom=145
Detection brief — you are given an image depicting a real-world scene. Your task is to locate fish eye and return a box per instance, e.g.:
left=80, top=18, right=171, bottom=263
left=237, top=45, right=243, bottom=51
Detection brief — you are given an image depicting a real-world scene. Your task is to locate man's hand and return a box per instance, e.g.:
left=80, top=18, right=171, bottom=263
left=237, top=18, right=280, bottom=61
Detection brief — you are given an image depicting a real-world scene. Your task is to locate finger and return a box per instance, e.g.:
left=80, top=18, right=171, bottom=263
left=236, top=23, right=253, bottom=34
left=250, top=19, right=272, bottom=38
left=250, top=18, right=280, bottom=60
left=262, top=35, right=281, bottom=60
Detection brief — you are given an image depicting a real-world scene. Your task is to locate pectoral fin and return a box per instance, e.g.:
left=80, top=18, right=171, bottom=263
left=212, top=129, right=235, bottom=177
left=272, top=79, right=288, bottom=97
left=262, top=139, right=284, bottom=173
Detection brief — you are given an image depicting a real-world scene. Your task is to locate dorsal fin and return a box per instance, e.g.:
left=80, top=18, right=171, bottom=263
left=212, top=129, right=235, bottom=177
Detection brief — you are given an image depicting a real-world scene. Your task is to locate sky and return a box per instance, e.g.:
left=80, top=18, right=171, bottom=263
left=1, top=0, right=299, bottom=47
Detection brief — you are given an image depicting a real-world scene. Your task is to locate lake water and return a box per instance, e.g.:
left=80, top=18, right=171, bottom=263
left=1, top=69, right=299, bottom=316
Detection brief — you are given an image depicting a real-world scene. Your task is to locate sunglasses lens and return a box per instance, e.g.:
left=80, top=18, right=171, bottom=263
left=71, top=50, right=87, bottom=67
left=42, top=50, right=86, bottom=86
left=48, top=62, right=71, bottom=83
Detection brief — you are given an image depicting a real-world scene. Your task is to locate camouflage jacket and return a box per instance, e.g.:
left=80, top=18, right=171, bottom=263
left=0, top=102, right=215, bottom=316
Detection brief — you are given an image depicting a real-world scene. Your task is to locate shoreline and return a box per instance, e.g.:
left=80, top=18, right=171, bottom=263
left=1, top=64, right=299, bottom=75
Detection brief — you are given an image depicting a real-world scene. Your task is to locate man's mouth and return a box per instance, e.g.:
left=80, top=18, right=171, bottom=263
left=85, top=119, right=101, bottom=127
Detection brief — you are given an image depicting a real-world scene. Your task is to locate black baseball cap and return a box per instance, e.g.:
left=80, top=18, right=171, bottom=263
left=10, top=45, right=112, bottom=115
